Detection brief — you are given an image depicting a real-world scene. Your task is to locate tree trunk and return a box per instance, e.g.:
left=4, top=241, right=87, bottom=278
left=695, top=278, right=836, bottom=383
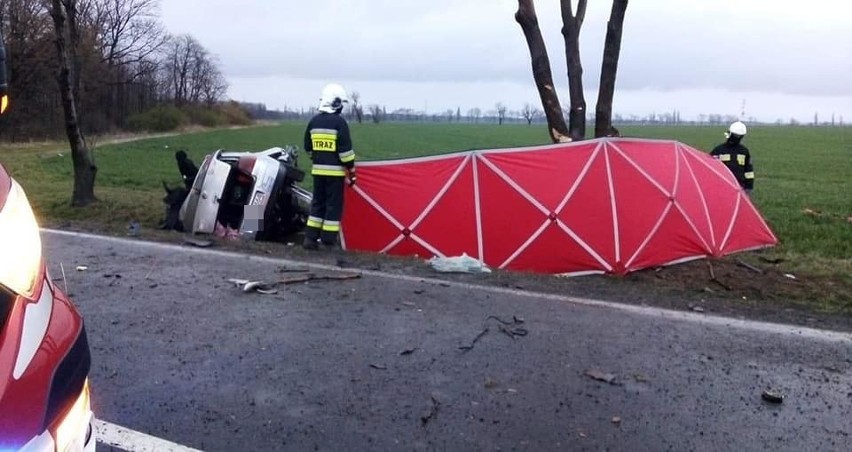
left=49, top=0, right=97, bottom=207
left=560, top=0, right=587, bottom=140
left=515, top=0, right=571, bottom=143
left=595, top=0, right=628, bottom=138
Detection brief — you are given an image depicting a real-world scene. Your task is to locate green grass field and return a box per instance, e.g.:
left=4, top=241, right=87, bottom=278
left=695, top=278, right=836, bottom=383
left=1, top=122, right=850, bottom=279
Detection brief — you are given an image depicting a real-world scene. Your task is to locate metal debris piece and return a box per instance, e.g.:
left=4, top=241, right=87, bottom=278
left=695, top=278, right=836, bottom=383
left=227, top=279, right=278, bottom=294
left=784, top=273, right=797, bottom=280
left=183, top=237, right=213, bottom=248
left=400, top=348, right=418, bottom=356
left=761, top=389, right=784, bottom=404
left=611, top=416, right=622, bottom=424
left=691, top=306, right=706, bottom=313
left=584, top=369, right=618, bottom=385
left=369, top=363, right=387, bottom=370
left=76, top=266, right=88, bottom=271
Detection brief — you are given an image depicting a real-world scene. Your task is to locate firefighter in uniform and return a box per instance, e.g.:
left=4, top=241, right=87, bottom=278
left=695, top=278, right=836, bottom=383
left=0, top=34, right=9, bottom=115
left=302, top=83, right=356, bottom=250
left=711, top=121, right=754, bottom=195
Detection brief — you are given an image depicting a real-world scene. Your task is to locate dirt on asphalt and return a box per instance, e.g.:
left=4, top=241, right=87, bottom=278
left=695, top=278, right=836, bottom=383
left=48, top=220, right=852, bottom=333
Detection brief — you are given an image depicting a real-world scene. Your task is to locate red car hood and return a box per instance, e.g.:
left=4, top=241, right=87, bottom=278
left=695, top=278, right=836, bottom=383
left=0, top=164, right=90, bottom=447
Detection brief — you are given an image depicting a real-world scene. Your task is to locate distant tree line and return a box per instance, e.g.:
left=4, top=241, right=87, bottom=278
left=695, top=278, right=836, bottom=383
left=0, top=0, right=235, bottom=141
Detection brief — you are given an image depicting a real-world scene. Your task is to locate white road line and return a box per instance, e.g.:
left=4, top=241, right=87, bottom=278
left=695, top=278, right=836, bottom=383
left=95, top=419, right=202, bottom=451
left=44, top=229, right=852, bottom=343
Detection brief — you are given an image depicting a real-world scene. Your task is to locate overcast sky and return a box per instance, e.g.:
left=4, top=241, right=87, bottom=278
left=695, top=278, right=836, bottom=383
left=160, top=0, right=851, bottom=122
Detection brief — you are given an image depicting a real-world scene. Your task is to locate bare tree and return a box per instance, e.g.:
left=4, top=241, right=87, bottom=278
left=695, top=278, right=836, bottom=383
left=444, top=108, right=454, bottom=123
left=515, top=0, right=570, bottom=142
left=162, top=34, right=222, bottom=106
left=48, top=0, right=97, bottom=206
left=496, top=102, right=507, bottom=125
left=199, top=57, right=227, bottom=106
left=90, top=0, right=167, bottom=68
left=560, top=0, right=587, bottom=140
left=521, top=102, right=542, bottom=126
left=467, top=107, right=481, bottom=123
left=349, top=91, right=363, bottom=123
left=594, top=0, right=628, bottom=138
left=369, top=104, right=383, bottom=123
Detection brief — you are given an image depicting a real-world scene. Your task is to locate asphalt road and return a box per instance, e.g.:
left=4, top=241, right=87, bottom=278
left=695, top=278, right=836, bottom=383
left=43, top=231, right=852, bottom=451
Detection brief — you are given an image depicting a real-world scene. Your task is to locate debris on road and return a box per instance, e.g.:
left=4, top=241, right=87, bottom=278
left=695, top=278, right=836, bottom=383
left=369, top=363, right=387, bottom=370
left=227, top=279, right=278, bottom=295
left=762, top=389, right=785, bottom=404
left=459, top=328, right=490, bottom=352
left=484, top=378, right=499, bottom=389
left=690, top=305, right=706, bottom=313
left=735, top=259, right=764, bottom=274
left=127, top=221, right=140, bottom=237
left=460, top=315, right=528, bottom=352
left=429, top=254, right=491, bottom=273
left=784, top=273, right=797, bottom=280
left=400, top=347, right=418, bottom=356
left=420, top=395, right=441, bottom=425
left=611, top=416, right=622, bottom=425
left=488, top=315, right=528, bottom=339
left=227, top=270, right=359, bottom=295
left=705, top=261, right=731, bottom=290
left=183, top=237, right=213, bottom=248
left=584, top=369, right=618, bottom=385
left=277, top=271, right=361, bottom=285
left=278, top=265, right=310, bottom=273
left=76, top=265, right=88, bottom=271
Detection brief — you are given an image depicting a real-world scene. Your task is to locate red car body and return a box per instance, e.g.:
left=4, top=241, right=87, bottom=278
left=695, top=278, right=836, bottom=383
left=0, top=164, right=95, bottom=451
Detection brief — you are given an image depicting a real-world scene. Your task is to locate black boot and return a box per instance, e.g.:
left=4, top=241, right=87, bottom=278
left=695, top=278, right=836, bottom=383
left=302, top=236, right=319, bottom=250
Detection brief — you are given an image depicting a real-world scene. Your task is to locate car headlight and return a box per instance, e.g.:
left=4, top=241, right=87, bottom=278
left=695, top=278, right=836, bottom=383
left=54, top=379, right=92, bottom=452
left=0, top=180, right=41, bottom=297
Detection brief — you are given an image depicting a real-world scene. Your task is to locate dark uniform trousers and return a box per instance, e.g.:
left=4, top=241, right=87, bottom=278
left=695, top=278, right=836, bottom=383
left=305, top=176, right=345, bottom=245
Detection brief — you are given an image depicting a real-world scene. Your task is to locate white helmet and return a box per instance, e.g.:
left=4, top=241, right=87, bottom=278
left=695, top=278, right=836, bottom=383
left=726, top=121, right=747, bottom=138
left=318, top=83, right=349, bottom=114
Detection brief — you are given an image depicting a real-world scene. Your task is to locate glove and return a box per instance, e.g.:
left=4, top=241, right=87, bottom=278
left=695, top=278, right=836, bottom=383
left=347, top=171, right=357, bottom=186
